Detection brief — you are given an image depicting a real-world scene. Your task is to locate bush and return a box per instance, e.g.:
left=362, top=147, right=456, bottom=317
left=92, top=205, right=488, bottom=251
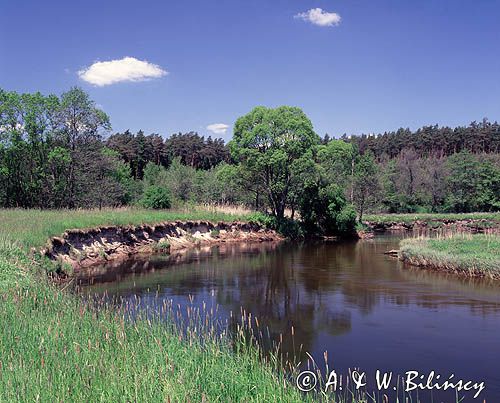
left=276, top=217, right=304, bottom=239
left=247, top=212, right=277, bottom=228
left=140, top=186, right=172, bottom=209
left=247, top=212, right=304, bottom=239
left=336, top=204, right=357, bottom=235
left=299, top=183, right=356, bottom=236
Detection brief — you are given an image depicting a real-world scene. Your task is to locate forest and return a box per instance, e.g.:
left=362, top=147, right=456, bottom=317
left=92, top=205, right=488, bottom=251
left=1, top=87, right=499, bottom=236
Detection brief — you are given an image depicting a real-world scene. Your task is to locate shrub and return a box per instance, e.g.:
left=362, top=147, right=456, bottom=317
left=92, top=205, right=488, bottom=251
left=140, top=186, right=172, bottom=209
left=276, top=217, right=304, bottom=239
left=299, top=183, right=356, bottom=236
left=247, top=212, right=277, bottom=229
left=336, top=204, right=357, bottom=235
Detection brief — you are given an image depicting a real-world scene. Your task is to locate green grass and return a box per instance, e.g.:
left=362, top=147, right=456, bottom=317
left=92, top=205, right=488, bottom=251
left=0, top=207, right=252, bottom=250
left=363, top=212, right=500, bottom=225
left=0, top=208, right=309, bottom=402
left=400, top=234, right=500, bottom=278
left=0, top=208, right=371, bottom=402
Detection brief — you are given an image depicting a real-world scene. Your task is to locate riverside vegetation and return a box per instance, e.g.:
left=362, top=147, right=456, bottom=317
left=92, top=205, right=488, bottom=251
left=400, top=234, right=500, bottom=279
left=0, top=209, right=304, bottom=402
left=1, top=208, right=384, bottom=402
left=1, top=87, right=499, bottom=234
left=1, top=86, right=499, bottom=401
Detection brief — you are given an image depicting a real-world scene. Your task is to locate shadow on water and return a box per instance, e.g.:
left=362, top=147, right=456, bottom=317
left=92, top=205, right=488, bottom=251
left=78, top=232, right=500, bottom=402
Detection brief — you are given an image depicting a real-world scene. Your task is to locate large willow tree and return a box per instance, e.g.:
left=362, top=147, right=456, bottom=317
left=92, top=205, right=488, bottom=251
left=230, top=106, right=320, bottom=220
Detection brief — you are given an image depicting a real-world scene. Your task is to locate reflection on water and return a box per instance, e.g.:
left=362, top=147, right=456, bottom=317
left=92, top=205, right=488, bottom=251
left=80, top=233, right=500, bottom=402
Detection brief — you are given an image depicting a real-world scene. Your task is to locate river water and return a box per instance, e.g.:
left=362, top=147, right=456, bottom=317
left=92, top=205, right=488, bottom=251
left=79, top=233, right=500, bottom=402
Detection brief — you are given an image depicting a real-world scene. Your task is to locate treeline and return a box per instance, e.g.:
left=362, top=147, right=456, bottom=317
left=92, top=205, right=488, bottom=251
left=106, top=130, right=229, bottom=179
left=0, top=87, right=229, bottom=209
left=341, top=119, right=500, bottom=159
left=1, top=87, right=499, bottom=229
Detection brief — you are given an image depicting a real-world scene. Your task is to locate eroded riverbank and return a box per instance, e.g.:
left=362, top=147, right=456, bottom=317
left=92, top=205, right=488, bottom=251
left=43, top=220, right=282, bottom=271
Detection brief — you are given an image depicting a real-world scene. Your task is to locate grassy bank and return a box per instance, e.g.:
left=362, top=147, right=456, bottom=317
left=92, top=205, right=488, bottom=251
left=363, top=212, right=500, bottom=225
left=400, top=234, right=500, bottom=278
left=0, top=207, right=254, bottom=250
left=0, top=208, right=316, bottom=402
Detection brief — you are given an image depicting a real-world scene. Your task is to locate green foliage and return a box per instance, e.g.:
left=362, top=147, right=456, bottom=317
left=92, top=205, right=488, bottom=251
left=352, top=152, right=379, bottom=221
left=247, top=212, right=276, bottom=228
left=165, top=157, right=196, bottom=202
left=317, top=139, right=355, bottom=188
left=1, top=87, right=499, bottom=219
left=142, top=161, right=165, bottom=187
left=230, top=106, right=320, bottom=219
left=140, top=186, right=172, bottom=209
left=346, top=119, right=500, bottom=159
left=444, top=151, right=500, bottom=212
left=299, top=182, right=355, bottom=236
left=275, top=217, right=304, bottom=239
left=336, top=204, right=358, bottom=235
left=152, top=239, right=171, bottom=253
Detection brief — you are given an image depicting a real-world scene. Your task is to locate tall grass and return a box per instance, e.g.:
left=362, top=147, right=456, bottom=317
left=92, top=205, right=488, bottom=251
left=0, top=208, right=370, bottom=402
left=0, top=207, right=252, bottom=249
left=400, top=233, right=500, bottom=278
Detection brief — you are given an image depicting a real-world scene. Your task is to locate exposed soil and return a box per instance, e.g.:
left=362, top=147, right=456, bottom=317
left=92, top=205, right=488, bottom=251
left=43, top=221, right=282, bottom=272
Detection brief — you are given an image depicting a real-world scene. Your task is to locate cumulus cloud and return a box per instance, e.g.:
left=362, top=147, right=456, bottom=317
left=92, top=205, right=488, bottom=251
left=78, top=57, right=168, bottom=86
left=206, top=123, right=229, bottom=135
left=294, top=8, right=341, bottom=27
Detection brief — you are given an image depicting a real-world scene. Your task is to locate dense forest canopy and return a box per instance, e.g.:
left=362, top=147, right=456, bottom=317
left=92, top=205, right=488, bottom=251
left=340, top=119, right=500, bottom=159
left=1, top=87, right=499, bottom=232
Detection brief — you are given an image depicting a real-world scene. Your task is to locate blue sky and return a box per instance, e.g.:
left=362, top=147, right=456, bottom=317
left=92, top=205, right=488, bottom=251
left=1, top=0, right=499, bottom=141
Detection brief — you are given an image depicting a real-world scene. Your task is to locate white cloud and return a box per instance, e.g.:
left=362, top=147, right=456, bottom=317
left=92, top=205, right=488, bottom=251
left=206, top=123, right=229, bottom=135
left=294, top=8, right=341, bottom=27
left=78, top=57, right=168, bottom=86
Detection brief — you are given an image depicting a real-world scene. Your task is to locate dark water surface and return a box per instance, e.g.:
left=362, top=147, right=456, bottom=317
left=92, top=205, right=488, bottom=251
left=80, top=234, right=500, bottom=402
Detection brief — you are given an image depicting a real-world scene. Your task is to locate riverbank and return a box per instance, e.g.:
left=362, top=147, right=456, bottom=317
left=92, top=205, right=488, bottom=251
left=0, top=208, right=308, bottom=402
left=363, top=212, right=500, bottom=233
left=399, top=234, right=500, bottom=279
left=45, top=220, right=281, bottom=272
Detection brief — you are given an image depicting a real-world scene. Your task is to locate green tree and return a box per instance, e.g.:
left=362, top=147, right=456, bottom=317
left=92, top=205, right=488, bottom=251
left=445, top=151, right=500, bottom=212
left=317, top=140, right=356, bottom=190
left=57, top=87, right=110, bottom=207
left=352, top=152, right=379, bottom=221
left=230, top=106, right=320, bottom=220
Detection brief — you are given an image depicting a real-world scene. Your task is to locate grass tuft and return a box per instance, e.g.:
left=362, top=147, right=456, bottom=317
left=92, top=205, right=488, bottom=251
left=400, top=233, right=500, bottom=278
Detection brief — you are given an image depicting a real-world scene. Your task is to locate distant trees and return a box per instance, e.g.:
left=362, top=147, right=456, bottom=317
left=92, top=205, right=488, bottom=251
left=0, top=87, right=128, bottom=208
left=106, top=130, right=229, bottom=179
left=140, top=185, right=172, bottom=209
left=444, top=152, right=500, bottom=212
left=1, top=86, right=498, bottom=223
left=345, top=119, right=500, bottom=159
left=58, top=87, right=111, bottom=207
